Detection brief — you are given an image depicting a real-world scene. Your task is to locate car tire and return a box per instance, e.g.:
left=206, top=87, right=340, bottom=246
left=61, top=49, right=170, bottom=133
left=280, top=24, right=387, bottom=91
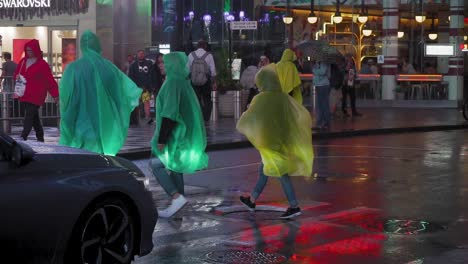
left=65, top=197, right=136, bottom=264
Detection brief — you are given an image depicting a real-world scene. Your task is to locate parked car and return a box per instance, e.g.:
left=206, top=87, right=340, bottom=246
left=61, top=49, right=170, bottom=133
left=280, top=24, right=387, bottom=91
left=0, top=133, right=157, bottom=264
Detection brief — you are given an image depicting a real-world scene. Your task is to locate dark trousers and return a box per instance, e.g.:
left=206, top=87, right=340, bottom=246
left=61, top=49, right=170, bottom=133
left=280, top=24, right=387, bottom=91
left=21, top=102, right=44, bottom=141
left=245, top=87, right=259, bottom=110
left=193, top=82, right=212, bottom=122
left=342, top=84, right=357, bottom=114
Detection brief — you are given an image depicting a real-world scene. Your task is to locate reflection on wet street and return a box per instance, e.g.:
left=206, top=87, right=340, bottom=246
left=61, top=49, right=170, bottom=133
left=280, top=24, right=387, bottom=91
left=134, top=131, right=468, bottom=263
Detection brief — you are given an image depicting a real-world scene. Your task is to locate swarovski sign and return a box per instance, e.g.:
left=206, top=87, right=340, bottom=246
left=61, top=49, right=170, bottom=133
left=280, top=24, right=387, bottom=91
left=0, top=0, right=51, bottom=8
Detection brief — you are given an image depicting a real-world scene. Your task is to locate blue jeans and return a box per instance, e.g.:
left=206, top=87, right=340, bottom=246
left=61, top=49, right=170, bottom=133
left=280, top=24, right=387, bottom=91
left=151, top=159, right=184, bottom=197
left=251, top=164, right=299, bottom=208
left=316, top=85, right=331, bottom=127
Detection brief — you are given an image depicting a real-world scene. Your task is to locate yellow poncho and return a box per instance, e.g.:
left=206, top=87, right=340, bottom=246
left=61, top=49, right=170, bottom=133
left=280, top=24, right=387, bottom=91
left=277, top=49, right=303, bottom=104
left=236, top=64, right=313, bottom=177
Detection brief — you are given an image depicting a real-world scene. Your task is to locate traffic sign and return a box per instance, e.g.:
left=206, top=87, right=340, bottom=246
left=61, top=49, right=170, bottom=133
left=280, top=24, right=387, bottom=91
left=230, top=21, right=257, bottom=30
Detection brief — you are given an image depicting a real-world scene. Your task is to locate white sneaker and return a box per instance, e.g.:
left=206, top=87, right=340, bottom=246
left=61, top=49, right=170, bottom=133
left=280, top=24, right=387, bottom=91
left=158, top=195, right=188, bottom=218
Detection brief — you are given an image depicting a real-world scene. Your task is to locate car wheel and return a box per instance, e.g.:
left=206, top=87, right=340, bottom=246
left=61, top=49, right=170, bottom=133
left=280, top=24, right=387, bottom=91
left=66, top=197, right=136, bottom=264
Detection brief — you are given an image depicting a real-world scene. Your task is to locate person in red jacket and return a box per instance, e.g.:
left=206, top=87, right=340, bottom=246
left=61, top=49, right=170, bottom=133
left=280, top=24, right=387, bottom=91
left=14, top=39, right=59, bottom=142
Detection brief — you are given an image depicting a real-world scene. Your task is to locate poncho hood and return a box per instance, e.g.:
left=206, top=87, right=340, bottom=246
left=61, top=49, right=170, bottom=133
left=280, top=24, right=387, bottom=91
left=255, top=63, right=281, bottom=92
left=24, top=39, right=43, bottom=58
left=80, top=30, right=102, bottom=55
left=164, top=52, right=189, bottom=78
left=280, top=48, right=297, bottom=62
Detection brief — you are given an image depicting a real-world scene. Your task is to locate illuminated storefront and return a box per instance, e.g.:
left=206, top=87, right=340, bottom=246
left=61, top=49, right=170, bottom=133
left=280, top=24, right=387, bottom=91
left=0, top=0, right=152, bottom=75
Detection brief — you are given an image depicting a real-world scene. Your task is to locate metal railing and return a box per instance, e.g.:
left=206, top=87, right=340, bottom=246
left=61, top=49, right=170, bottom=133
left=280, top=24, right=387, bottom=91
left=0, top=76, right=61, bottom=133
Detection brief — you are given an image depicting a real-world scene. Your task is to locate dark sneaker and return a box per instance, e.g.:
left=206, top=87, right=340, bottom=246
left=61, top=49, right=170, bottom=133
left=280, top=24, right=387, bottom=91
left=280, top=207, right=302, bottom=219
left=147, top=118, right=154, bottom=125
left=37, top=138, right=45, bottom=142
left=240, top=196, right=256, bottom=211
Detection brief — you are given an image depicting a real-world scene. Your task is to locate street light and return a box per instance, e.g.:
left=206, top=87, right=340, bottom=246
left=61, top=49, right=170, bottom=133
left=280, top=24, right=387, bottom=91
left=357, top=0, right=368, bottom=24
left=283, top=0, right=293, bottom=24
left=428, top=14, right=437, bottom=40
left=239, top=11, right=245, bottom=20
left=333, top=0, right=342, bottom=24
left=362, top=23, right=372, bottom=36
left=398, top=31, right=405, bottom=38
left=415, top=0, right=426, bottom=23
left=307, top=0, right=318, bottom=24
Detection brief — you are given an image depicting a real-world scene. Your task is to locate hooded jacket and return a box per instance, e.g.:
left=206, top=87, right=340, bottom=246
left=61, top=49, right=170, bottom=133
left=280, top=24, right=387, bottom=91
left=13, top=39, right=58, bottom=106
left=151, top=52, right=208, bottom=173
left=276, top=49, right=303, bottom=104
left=236, top=64, right=313, bottom=177
left=59, top=30, right=142, bottom=156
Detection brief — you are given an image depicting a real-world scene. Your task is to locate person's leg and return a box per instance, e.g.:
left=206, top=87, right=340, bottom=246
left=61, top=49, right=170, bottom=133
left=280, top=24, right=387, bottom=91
left=315, top=86, right=326, bottom=127
left=144, top=101, right=151, bottom=119
left=342, top=85, right=349, bottom=114
left=32, top=105, right=44, bottom=141
left=251, top=164, right=269, bottom=202
left=350, top=85, right=361, bottom=115
left=151, top=159, right=180, bottom=197
left=203, top=82, right=212, bottom=121
left=171, top=171, right=185, bottom=196
left=278, top=175, right=299, bottom=208
left=322, top=85, right=331, bottom=128
left=21, top=102, right=35, bottom=140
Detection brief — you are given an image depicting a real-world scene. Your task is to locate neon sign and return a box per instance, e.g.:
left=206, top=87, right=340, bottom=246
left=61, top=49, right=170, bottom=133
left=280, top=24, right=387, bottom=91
left=0, top=0, right=51, bottom=8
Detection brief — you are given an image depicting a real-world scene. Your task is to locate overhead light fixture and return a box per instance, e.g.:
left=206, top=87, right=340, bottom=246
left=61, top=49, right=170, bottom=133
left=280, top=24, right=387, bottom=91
left=189, top=11, right=195, bottom=20
left=427, top=13, right=437, bottom=40
left=239, top=11, right=245, bottom=20
left=333, top=0, right=342, bottom=24
left=362, top=23, right=372, bottom=36
left=283, top=16, right=293, bottom=24
left=398, top=31, right=405, bottom=38
left=415, top=0, right=426, bottom=23
left=358, top=0, right=368, bottom=23
left=283, top=0, right=293, bottom=24
left=415, top=15, right=426, bottom=23
left=307, top=0, right=318, bottom=24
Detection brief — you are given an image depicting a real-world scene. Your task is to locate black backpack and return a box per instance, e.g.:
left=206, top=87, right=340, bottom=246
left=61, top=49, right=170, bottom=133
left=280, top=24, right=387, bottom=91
left=329, top=64, right=344, bottom=89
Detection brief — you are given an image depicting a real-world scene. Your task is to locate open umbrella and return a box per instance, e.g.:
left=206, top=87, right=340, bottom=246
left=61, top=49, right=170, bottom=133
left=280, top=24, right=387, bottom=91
left=296, top=40, right=344, bottom=64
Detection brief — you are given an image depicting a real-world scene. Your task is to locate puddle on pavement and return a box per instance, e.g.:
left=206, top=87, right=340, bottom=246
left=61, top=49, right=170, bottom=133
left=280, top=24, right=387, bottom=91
left=205, top=250, right=287, bottom=264
left=223, top=211, right=286, bottom=221
left=383, top=219, right=447, bottom=235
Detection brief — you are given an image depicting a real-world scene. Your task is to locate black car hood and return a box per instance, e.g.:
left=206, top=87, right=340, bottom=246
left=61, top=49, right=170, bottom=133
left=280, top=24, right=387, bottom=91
left=26, top=142, right=96, bottom=155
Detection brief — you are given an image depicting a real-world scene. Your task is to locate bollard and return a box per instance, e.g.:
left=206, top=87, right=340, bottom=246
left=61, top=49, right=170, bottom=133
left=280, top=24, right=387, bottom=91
left=210, top=90, right=218, bottom=122
left=2, top=93, right=11, bottom=134
left=233, top=90, right=242, bottom=120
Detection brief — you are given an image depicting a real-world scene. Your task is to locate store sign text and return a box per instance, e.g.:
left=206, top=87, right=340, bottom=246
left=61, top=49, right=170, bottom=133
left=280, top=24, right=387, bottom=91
left=0, top=0, right=51, bottom=8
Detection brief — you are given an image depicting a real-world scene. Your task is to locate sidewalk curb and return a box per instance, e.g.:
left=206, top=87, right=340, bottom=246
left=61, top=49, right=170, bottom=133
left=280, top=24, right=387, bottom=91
left=117, top=123, right=468, bottom=160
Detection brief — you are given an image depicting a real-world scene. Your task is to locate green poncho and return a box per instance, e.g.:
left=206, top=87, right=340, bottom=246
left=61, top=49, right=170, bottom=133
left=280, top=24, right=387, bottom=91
left=236, top=64, right=313, bottom=177
left=277, top=49, right=303, bottom=104
left=59, top=30, right=142, bottom=156
left=151, top=52, right=208, bottom=173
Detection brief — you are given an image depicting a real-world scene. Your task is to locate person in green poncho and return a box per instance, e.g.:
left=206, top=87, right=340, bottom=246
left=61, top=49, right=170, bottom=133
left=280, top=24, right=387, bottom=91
left=151, top=52, right=208, bottom=218
left=277, top=49, right=303, bottom=104
left=59, top=30, right=142, bottom=156
left=237, top=63, right=314, bottom=219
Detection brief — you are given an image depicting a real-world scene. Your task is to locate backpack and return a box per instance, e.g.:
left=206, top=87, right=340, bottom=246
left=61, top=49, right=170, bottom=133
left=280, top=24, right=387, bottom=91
left=190, top=51, right=210, bottom=86
left=329, top=63, right=344, bottom=89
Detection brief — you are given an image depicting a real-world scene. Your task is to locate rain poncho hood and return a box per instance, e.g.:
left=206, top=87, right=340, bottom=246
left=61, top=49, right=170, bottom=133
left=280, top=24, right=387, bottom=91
left=236, top=64, right=313, bottom=177
left=59, top=30, right=142, bottom=155
left=277, top=49, right=303, bottom=104
left=151, top=52, right=208, bottom=173
left=24, top=39, right=42, bottom=58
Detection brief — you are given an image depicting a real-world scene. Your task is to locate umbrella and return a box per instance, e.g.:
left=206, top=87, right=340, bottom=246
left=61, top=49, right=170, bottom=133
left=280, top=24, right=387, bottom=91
left=296, top=40, right=344, bottom=64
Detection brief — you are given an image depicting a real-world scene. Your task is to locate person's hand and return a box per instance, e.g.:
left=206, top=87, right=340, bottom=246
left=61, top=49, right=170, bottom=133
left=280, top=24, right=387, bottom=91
left=157, top=144, right=165, bottom=151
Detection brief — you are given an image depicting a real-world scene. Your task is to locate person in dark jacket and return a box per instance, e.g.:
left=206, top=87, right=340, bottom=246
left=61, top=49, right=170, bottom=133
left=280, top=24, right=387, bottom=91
left=129, top=49, right=156, bottom=125
left=13, top=39, right=58, bottom=142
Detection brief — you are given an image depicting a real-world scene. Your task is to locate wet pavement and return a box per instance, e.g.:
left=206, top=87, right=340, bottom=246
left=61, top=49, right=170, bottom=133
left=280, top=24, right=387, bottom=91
left=7, top=106, right=467, bottom=155
left=132, top=130, right=468, bottom=264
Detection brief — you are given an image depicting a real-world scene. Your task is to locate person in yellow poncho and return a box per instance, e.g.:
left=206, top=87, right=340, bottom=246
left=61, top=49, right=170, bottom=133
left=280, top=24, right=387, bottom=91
left=236, top=63, right=313, bottom=219
left=277, top=49, right=303, bottom=104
